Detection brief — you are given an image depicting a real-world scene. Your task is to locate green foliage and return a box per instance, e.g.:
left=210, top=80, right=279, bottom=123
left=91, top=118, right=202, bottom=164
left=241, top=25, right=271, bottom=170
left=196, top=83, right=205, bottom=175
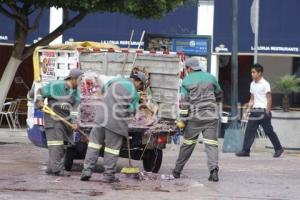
left=273, top=75, right=300, bottom=95
left=0, top=0, right=194, bottom=59
left=0, top=0, right=192, bottom=19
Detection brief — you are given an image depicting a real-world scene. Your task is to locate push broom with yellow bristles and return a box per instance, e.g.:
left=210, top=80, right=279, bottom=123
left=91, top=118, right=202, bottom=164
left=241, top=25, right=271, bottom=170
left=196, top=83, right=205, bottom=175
left=121, top=136, right=140, bottom=174
left=120, top=30, right=140, bottom=175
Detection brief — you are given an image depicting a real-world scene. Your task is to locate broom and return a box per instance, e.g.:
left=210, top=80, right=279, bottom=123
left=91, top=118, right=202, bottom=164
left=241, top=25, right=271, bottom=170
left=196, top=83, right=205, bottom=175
left=120, top=136, right=140, bottom=174
left=120, top=30, right=140, bottom=175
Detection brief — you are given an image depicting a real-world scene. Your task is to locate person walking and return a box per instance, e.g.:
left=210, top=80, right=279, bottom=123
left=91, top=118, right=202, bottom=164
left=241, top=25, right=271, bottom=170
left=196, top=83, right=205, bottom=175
left=80, top=72, right=145, bottom=183
left=236, top=63, right=284, bottom=157
left=172, top=57, right=223, bottom=182
left=36, top=68, right=83, bottom=176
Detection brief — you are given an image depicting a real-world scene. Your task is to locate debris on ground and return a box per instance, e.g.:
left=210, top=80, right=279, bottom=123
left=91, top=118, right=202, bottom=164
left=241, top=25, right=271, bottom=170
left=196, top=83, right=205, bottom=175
left=137, top=171, right=160, bottom=181
left=153, top=186, right=170, bottom=193
left=161, top=174, right=175, bottom=181
left=52, top=178, right=62, bottom=183
left=119, top=171, right=182, bottom=182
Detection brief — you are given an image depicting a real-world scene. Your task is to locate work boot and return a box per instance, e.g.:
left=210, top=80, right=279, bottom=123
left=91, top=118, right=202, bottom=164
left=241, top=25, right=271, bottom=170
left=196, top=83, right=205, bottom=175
left=80, top=169, right=92, bottom=181
left=273, top=148, right=284, bottom=158
left=45, top=167, right=53, bottom=175
left=172, top=170, right=181, bottom=179
left=54, top=170, right=70, bottom=177
left=208, top=167, right=219, bottom=182
left=235, top=151, right=250, bottom=157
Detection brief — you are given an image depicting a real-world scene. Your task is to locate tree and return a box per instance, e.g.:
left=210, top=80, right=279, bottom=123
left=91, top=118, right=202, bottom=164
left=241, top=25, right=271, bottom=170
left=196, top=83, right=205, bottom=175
left=0, top=0, right=191, bottom=110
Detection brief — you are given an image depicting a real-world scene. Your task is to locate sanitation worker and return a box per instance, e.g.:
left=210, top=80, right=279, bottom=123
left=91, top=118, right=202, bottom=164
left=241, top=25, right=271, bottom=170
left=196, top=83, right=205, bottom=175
left=80, top=72, right=145, bottom=183
left=172, top=57, right=223, bottom=182
left=36, top=68, right=83, bottom=176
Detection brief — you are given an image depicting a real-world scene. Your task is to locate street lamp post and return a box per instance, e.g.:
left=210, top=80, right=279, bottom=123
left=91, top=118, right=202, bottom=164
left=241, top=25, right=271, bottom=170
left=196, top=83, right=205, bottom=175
left=251, top=0, right=260, bottom=64
left=231, top=0, right=239, bottom=128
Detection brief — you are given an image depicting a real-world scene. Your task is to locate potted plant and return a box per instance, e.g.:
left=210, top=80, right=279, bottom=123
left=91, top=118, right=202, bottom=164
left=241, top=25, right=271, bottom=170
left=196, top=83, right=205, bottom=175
left=266, top=75, right=300, bottom=150
left=273, top=75, right=300, bottom=112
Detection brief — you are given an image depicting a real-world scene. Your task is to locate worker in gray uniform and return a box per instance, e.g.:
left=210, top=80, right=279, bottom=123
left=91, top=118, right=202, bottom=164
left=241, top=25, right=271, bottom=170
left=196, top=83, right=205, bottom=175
left=80, top=72, right=145, bottom=183
left=36, top=68, right=83, bottom=176
left=172, top=57, right=223, bottom=182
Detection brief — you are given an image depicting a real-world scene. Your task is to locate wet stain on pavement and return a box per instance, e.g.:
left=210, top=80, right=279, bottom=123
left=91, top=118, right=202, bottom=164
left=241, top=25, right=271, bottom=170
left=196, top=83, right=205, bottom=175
left=1, top=188, right=48, bottom=193
left=0, top=142, right=18, bottom=145
left=11, top=180, right=26, bottom=185
left=87, top=191, right=104, bottom=196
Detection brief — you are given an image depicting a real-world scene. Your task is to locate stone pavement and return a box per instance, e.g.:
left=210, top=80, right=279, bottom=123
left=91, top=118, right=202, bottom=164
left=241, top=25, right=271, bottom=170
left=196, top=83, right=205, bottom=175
left=0, top=128, right=300, bottom=200
left=0, top=128, right=29, bottom=144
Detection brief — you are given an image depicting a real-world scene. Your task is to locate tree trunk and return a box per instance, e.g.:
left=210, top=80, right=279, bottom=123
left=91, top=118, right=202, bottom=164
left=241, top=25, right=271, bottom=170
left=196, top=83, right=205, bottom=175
left=0, top=21, right=27, bottom=111
left=0, top=11, right=86, bottom=112
left=0, top=57, right=22, bottom=111
left=282, top=94, right=289, bottom=112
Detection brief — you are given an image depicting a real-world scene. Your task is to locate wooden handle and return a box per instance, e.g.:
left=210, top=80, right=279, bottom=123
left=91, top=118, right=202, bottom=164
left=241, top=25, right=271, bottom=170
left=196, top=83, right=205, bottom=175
left=42, top=105, right=89, bottom=138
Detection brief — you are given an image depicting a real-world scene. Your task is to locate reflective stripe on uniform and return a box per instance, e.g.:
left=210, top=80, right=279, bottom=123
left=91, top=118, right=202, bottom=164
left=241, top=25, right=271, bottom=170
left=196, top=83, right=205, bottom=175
left=203, top=138, right=218, bottom=146
left=47, top=141, right=64, bottom=146
left=104, top=147, right=120, bottom=155
left=183, top=139, right=198, bottom=145
left=179, top=109, right=189, bottom=116
left=88, top=142, right=102, bottom=150
left=70, top=112, right=78, bottom=116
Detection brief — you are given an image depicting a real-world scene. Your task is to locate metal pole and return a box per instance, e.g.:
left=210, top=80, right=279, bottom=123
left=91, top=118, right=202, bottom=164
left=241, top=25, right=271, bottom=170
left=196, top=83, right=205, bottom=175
left=137, top=30, right=145, bottom=50
left=254, top=0, right=260, bottom=64
left=132, top=30, right=145, bottom=67
left=231, top=0, right=239, bottom=128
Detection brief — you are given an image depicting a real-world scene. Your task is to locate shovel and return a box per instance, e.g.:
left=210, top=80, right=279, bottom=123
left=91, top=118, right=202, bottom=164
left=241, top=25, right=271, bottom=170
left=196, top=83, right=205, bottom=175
left=42, top=105, right=89, bottom=139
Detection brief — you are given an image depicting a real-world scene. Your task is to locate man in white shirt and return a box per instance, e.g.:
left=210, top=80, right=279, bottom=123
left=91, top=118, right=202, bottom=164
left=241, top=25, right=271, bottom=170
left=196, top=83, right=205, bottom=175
left=236, top=64, right=284, bottom=157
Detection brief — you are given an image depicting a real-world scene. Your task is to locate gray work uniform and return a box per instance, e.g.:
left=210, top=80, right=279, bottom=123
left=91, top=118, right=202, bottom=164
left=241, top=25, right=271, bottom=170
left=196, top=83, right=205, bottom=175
left=36, top=80, right=80, bottom=173
left=82, top=78, right=139, bottom=177
left=174, top=71, right=222, bottom=173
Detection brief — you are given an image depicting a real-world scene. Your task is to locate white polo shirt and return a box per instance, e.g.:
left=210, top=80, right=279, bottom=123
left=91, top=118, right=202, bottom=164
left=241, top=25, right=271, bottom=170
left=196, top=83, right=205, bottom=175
left=250, top=77, right=271, bottom=109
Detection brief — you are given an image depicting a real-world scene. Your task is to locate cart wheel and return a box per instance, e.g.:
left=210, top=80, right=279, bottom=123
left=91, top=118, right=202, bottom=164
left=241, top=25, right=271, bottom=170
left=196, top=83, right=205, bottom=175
left=65, top=147, right=75, bottom=171
left=142, top=149, right=163, bottom=173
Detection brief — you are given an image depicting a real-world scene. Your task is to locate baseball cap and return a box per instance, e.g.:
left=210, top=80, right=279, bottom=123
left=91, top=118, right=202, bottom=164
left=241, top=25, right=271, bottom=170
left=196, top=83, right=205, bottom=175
left=185, top=57, right=207, bottom=71
left=64, top=68, right=84, bottom=80
left=131, top=71, right=146, bottom=85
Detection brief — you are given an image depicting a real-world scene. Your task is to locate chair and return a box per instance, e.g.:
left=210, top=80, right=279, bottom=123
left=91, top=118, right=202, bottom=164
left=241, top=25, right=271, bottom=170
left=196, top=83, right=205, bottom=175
left=15, top=99, right=28, bottom=128
left=0, top=101, right=18, bottom=130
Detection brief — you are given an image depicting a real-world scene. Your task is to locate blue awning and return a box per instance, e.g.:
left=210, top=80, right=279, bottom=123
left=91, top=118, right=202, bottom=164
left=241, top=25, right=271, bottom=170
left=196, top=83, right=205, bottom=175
left=63, top=6, right=197, bottom=48
left=213, top=0, right=300, bottom=55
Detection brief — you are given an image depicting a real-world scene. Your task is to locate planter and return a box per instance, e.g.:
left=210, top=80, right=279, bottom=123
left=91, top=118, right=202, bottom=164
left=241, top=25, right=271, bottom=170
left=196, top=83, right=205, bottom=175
left=266, top=110, right=300, bottom=150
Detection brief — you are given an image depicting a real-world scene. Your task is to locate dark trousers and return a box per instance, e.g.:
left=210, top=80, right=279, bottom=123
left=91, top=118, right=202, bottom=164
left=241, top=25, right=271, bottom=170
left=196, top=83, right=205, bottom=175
left=83, top=127, right=123, bottom=177
left=242, top=109, right=282, bottom=153
left=45, top=122, right=73, bottom=173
